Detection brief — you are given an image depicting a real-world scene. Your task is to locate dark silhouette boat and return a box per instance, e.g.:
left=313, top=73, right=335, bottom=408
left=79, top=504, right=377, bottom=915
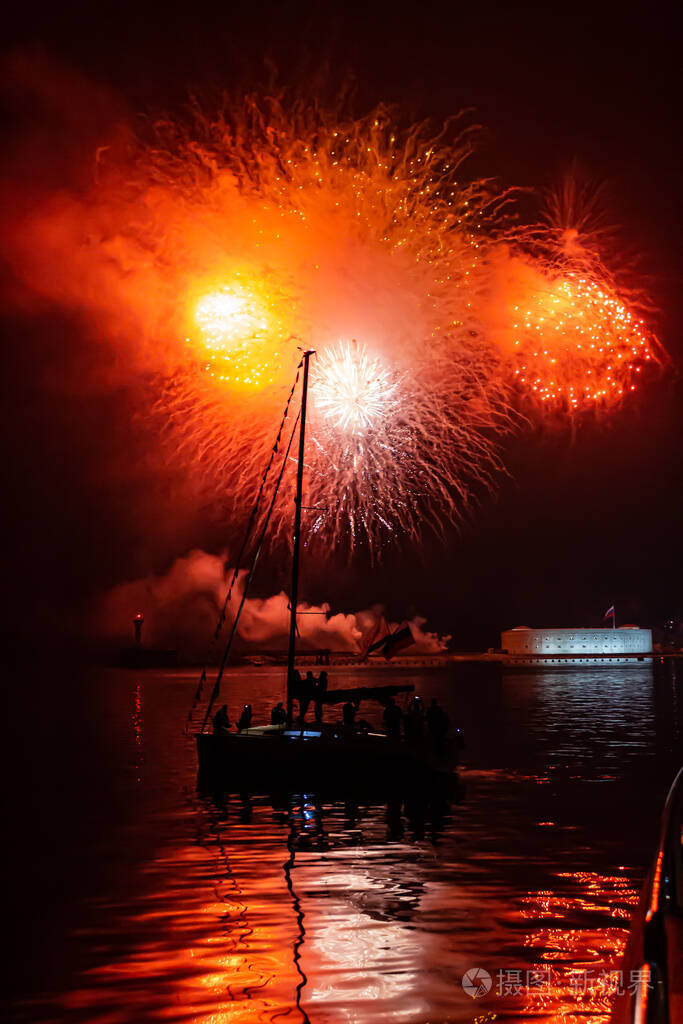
left=609, top=765, right=683, bottom=1024
left=196, top=722, right=460, bottom=790
left=195, top=350, right=461, bottom=789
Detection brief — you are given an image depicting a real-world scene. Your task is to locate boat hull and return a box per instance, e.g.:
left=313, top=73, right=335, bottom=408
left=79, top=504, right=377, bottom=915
left=196, top=729, right=458, bottom=790
left=609, top=766, right=683, bottom=1024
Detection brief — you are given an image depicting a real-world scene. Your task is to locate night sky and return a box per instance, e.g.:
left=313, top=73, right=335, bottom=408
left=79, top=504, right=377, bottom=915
left=1, top=1, right=680, bottom=649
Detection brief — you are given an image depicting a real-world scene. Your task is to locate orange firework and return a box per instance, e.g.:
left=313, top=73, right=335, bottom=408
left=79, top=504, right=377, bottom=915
left=508, top=271, right=655, bottom=408
left=476, top=246, right=660, bottom=413
left=485, top=168, right=663, bottom=411
left=188, top=279, right=292, bottom=388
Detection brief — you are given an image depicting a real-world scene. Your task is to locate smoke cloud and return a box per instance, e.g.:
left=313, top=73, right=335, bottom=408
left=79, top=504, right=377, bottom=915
left=92, top=549, right=450, bottom=660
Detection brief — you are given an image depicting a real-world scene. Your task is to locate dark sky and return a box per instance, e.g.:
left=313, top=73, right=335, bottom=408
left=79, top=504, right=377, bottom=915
left=1, top=0, right=681, bottom=647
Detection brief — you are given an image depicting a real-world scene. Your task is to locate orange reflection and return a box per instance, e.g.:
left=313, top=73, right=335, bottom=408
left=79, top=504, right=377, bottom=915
left=132, top=680, right=143, bottom=783
left=516, top=870, right=639, bottom=1023
left=58, top=836, right=306, bottom=1022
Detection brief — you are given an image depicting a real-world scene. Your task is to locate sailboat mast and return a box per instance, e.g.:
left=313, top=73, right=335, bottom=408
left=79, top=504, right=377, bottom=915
left=287, top=349, right=314, bottom=719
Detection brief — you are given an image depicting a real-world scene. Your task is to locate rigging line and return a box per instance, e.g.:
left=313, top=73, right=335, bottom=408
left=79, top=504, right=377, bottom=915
left=200, top=406, right=302, bottom=733
left=184, top=358, right=304, bottom=731
left=201, top=360, right=303, bottom=656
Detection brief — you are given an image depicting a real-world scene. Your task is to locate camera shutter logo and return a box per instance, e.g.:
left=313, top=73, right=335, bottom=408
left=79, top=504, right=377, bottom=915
left=462, top=967, right=492, bottom=998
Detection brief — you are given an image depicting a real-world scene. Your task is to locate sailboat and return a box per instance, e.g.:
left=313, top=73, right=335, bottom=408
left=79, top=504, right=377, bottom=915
left=195, top=350, right=461, bottom=790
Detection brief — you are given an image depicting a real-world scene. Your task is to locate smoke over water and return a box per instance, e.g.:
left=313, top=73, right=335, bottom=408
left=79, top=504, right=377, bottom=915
left=92, top=550, right=450, bottom=660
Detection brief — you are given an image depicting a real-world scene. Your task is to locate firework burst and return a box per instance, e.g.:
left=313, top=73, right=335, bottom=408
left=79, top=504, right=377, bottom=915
left=507, top=273, right=654, bottom=408
left=476, top=237, right=660, bottom=415
left=313, top=341, right=399, bottom=434
left=6, top=92, right=663, bottom=557
left=484, top=168, right=662, bottom=411
left=135, top=97, right=516, bottom=553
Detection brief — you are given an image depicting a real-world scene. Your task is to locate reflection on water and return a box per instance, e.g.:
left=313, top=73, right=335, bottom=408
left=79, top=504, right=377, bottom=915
left=518, top=871, right=639, bottom=1022
left=132, top=680, right=144, bottom=783
left=5, top=662, right=682, bottom=1023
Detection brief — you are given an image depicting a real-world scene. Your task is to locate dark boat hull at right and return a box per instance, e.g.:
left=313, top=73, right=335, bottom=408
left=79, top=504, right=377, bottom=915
left=610, top=765, right=683, bottom=1024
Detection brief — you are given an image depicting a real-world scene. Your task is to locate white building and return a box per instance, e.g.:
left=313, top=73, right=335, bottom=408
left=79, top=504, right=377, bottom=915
left=500, top=626, right=652, bottom=666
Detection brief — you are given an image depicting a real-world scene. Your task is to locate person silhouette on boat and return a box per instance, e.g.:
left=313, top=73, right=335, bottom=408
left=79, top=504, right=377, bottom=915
left=313, top=670, right=329, bottom=721
left=428, top=700, right=448, bottom=741
left=270, top=701, right=287, bottom=725
left=342, top=699, right=359, bottom=731
left=426, top=698, right=449, bottom=747
left=236, top=704, right=253, bottom=732
left=287, top=669, right=303, bottom=722
left=404, top=696, right=425, bottom=743
left=299, top=670, right=316, bottom=721
left=212, top=704, right=231, bottom=735
left=382, top=697, right=403, bottom=740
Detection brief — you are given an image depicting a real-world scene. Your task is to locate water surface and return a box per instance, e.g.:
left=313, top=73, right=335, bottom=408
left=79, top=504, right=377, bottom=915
left=3, top=660, right=681, bottom=1023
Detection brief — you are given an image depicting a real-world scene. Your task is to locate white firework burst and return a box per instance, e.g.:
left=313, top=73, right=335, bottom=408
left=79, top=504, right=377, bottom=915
left=313, top=340, right=399, bottom=434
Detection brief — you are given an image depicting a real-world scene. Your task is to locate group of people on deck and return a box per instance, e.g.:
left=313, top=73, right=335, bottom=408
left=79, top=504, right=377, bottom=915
left=213, top=687, right=450, bottom=745
left=212, top=703, right=253, bottom=734
left=383, top=695, right=449, bottom=744
left=290, top=669, right=329, bottom=721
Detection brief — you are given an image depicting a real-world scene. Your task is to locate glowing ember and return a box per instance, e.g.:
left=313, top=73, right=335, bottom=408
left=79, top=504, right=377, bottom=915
left=314, top=341, right=398, bottom=434
left=190, top=283, right=282, bottom=388
left=194, top=287, right=266, bottom=353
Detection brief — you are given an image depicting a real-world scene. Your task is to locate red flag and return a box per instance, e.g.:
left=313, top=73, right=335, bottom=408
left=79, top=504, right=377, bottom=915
left=360, top=614, right=390, bottom=659
left=369, top=624, right=415, bottom=660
